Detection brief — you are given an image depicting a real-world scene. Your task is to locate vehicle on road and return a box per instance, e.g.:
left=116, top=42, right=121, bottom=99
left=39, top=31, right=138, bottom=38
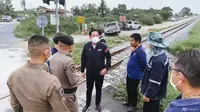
left=125, top=20, right=141, bottom=30
left=170, top=17, right=177, bottom=22
left=16, top=16, right=23, bottom=22
left=2, top=15, right=12, bottom=22
left=104, top=21, right=121, bottom=36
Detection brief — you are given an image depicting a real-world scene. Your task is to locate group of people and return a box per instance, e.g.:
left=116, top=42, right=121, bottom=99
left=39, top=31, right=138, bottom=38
left=7, top=29, right=110, bottom=112
left=123, top=32, right=169, bottom=112
left=122, top=31, right=200, bottom=112
left=7, top=27, right=200, bottom=112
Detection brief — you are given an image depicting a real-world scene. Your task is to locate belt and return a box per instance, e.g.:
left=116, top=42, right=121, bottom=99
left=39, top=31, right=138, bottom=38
left=63, top=87, right=77, bottom=94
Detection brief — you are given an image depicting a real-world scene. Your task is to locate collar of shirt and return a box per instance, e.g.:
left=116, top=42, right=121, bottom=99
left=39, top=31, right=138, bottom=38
left=26, top=62, right=44, bottom=69
left=132, top=44, right=142, bottom=53
left=58, top=50, right=69, bottom=55
left=92, top=44, right=96, bottom=49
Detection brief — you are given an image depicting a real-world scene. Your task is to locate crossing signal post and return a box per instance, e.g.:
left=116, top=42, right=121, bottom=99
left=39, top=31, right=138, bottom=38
left=42, top=0, right=66, bottom=33
left=42, top=0, right=65, bottom=6
left=43, top=0, right=50, bottom=4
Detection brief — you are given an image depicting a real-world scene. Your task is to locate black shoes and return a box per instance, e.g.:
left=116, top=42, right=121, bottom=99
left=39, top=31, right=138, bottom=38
left=82, top=105, right=91, bottom=112
left=96, top=105, right=102, bottom=112
left=128, top=106, right=137, bottom=112
left=122, top=101, right=130, bottom=107
left=82, top=105, right=102, bottom=112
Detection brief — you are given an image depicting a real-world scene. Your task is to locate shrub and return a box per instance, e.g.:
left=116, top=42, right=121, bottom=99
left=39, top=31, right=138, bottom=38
left=153, top=15, right=163, bottom=24
left=138, top=15, right=154, bottom=25
left=14, top=15, right=79, bottom=39
left=168, top=20, right=200, bottom=55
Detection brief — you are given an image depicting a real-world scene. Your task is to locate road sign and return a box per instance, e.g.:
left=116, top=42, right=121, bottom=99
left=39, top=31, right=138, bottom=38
left=36, top=16, right=48, bottom=35
left=36, top=16, right=48, bottom=28
left=120, top=16, right=126, bottom=22
left=50, top=14, right=60, bottom=25
left=77, top=16, right=84, bottom=24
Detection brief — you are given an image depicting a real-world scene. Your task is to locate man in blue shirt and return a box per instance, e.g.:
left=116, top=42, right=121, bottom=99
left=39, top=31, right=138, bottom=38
left=123, top=33, right=147, bottom=112
left=141, top=32, right=169, bottom=112
left=165, top=50, right=200, bottom=112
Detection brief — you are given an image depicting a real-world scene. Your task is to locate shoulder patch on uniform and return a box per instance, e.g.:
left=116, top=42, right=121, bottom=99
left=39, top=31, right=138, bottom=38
left=70, top=64, right=76, bottom=71
left=104, top=48, right=109, bottom=53
left=59, top=88, right=64, bottom=96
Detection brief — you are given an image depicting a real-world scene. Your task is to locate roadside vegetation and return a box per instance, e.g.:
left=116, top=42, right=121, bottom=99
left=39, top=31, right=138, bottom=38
left=113, top=20, right=200, bottom=112
left=113, top=75, right=179, bottom=111
left=168, top=20, right=200, bottom=55
left=12, top=0, right=195, bottom=39
left=14, top=16, right=79, bottom=40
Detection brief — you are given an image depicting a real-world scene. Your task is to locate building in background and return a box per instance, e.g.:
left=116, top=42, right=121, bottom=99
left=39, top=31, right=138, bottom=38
left=37, top=6, right=73, bottom=17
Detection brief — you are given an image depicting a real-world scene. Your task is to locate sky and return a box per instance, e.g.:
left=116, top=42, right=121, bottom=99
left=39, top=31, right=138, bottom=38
left=12, top=0, right=200, bottom=14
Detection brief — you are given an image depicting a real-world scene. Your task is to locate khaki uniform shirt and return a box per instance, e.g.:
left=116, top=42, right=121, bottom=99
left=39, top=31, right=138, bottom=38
left=7, top=62, right=69, bottom=112
left=49, top=52, right=80, bottom=89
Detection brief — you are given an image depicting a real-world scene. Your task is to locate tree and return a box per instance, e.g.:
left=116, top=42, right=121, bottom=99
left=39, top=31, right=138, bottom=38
left=161, top=7, right=173, bottom=12
left=118, top=4, right=127, bottom=14
left=81, top=3, right=98, bottom=14
left=147, top=8, right=161, bottom=15
left=71, top=6, right=81, bottom=15
left=21, top=0, right=26, bottom=11
left=0, top=0, right=15, bottom=16
left=180, top=7, right=191, bottom=16
left=0, top=0, right=5, bottom=14
left=98, top=0, right=109, bottom=17
left=112, top=8, right=120, bottom=15
left=160, top=7, right=173, bottom=21
left=174, top=13, right=179, bottom=18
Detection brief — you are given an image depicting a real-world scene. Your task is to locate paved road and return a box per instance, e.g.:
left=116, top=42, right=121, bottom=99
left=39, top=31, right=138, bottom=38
left=0, top=21, right=27, bottom=98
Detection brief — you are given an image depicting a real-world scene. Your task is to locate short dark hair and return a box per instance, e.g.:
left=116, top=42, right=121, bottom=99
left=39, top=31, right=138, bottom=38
left=28, top=35, right=50, bottom=57
left=59, top=35, right=74, bottom=46
left=89, top=29, right=98, bottom=36
left=98, top=29, right=103, bottom=36
left=130, top=33, right=142, bottom=43
left=53, top=36, right=60, bottom=44
left=174, top=50, right=200, bottom=88
left=53, top=32, right=65, bottom=44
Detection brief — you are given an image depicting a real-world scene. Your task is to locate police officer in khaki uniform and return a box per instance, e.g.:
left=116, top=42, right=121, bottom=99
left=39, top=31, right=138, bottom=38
left=7, top=35, right=69, bottom=112
left=49, top=34, right=81, bottom=112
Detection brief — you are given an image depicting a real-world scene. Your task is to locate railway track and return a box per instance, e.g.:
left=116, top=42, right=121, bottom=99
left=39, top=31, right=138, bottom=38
left=0, top=17, right=198, bottom=101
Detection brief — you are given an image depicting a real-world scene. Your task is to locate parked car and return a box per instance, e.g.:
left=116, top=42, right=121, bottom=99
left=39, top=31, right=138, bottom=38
left=2, top=16, right=12, bottom=22
left=104, top=21, right=121, bottom=36
left=125, top=20, right=141, bottom=30
left=170, top=17, right=177, bottom=22
left=16, top=16, right=23, bottom=22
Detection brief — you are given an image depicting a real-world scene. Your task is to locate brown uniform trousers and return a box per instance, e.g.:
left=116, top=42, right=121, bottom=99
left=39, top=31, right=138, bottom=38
left=50, top=52, right=81, bottom=112
left=7, top=62, right=69, bottom=112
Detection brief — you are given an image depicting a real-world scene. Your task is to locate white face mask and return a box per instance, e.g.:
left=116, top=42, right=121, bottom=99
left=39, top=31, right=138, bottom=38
left=170, top=75, right=182, bottom=90
left=91, top=37, right=100, bottom=43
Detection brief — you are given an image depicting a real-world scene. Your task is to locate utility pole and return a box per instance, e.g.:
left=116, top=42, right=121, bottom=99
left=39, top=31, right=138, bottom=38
left=55, top=0, right=60, bottom=32
left=64, top=0, right=67, bottom=17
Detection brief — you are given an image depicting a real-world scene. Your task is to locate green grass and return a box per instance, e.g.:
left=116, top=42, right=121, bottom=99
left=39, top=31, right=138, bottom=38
left=112, top=21, right=200, bottom=111
left=70, top=23, right=179, bottom=64
left=113, top=73, right=180, bottom=111
left=168, top=20, right=200, bottom=55
left=14, top=16, right=79, bottom=40
left=71, top=36, right=130, bottom=64
left=71, top=43, right=84, bottom=64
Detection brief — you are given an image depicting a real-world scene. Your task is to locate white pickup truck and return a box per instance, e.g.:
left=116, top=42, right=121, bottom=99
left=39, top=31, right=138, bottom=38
left=125, top=20, right=141, bottom=30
